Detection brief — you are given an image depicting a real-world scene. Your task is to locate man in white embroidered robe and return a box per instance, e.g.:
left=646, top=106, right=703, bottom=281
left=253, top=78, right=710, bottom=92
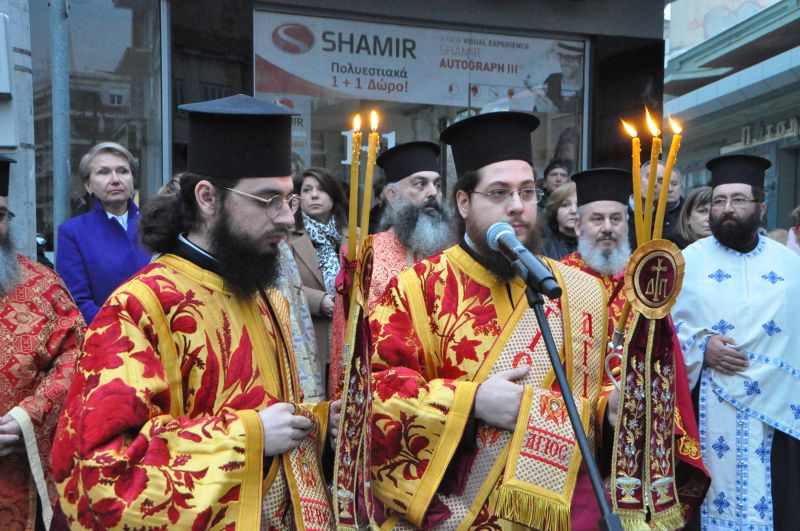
left=672, top=154, right=800, bottom=530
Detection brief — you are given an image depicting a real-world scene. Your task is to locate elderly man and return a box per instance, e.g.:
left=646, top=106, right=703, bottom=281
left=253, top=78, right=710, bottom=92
left=327, top=141, right=453, bottom=396
left=364, top=112, right=618, bottom=529
left=673, top=154, right=800, bottom=529
left=52, top=95, right=339, bottom=530
left=368, top=141, right=452, bottom=310
left=628, top=160, right=687, bottom=249
left=561, top=168, right=633, bottom=336
left=0, top=155, right=84, bottom=530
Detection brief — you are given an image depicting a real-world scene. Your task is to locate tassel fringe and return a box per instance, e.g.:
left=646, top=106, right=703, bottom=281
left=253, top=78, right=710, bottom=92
left=495, top=485, right=570, bottom=531
left=616, top=505, right=686, bottom=531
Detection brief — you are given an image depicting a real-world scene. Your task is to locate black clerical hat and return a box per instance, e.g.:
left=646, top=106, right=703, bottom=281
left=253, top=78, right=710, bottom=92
left=440, top=112, right=540, bottom=178
left=0, top=155, right=15, bottom=197
left=706, top=154, right=770, bottom=189
left=179, top=94, right=299, bottom=179
left=376, top=141, right=440, bottom=183
left=572, top=167, right=632, bottom=206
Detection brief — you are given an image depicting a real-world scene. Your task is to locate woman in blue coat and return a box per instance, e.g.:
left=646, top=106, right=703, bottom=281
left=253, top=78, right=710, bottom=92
left=56, top=142, right=151, bottom=324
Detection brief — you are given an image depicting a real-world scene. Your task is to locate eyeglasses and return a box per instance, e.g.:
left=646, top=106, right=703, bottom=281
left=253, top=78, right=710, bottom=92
left=0, top=210, right=15, bottom=223
left=224, top=187, right=300, bottom=218
left=710, top=196, right=759, bottom=210
left=470, top=187, right=544, bottom=205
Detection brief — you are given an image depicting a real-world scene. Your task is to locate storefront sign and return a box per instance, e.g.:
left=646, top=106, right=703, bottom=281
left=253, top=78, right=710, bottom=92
left=721, top=117, right=800, bottom=153
left=254, top=11, right=582, bottom=112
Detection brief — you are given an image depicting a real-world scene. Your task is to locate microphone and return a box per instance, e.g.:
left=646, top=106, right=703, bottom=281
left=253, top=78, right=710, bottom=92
left=486, top=222, right=562, bottom=299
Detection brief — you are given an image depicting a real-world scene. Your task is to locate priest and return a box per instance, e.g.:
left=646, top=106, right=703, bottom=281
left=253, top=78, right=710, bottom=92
left=365, top=112, right=615, bottom=529
left=51, top=95, right=339, bottom=530
left=328, top=141, right=453, bottom=396
left=0, top=155, right=84, bottom=531
left=673, top=154, right=800, bottom=529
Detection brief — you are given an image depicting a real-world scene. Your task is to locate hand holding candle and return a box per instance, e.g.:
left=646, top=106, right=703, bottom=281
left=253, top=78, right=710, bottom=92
left=359, top=111, right=380, bottom=248
left=642, top=108, right=662, bottom=241
left=347, top=115, right=362, bottom=261
left=653, top=117, right=683, bottom=240
left=621, top=119, right=643, bottom=246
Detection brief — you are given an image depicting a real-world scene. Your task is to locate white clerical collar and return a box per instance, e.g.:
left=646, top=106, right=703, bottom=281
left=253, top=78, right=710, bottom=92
left=106, top=210, right=129, bottom=231
left=178, top=234, right=218, bottom=261
left=463, top=232, right=478, bottom=251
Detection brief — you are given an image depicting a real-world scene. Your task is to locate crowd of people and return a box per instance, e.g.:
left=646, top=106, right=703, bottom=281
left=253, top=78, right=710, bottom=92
left=0, top=94, right=798, bottom=530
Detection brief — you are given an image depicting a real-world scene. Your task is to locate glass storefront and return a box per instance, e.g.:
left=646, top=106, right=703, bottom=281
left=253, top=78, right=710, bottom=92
left=30, top=0, right=163, bottom=255
left=253, top=12, right=586, bottom=200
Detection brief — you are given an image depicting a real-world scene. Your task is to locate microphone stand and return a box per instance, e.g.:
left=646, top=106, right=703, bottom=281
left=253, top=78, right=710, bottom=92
left=512, top=260, right=622, bottom=531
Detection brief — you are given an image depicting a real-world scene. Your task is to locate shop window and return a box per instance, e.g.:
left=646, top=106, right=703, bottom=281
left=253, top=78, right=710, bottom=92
left=30, top=1, right=162, bottom=255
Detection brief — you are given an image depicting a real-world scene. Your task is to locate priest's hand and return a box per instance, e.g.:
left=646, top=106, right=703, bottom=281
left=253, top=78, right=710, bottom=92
left=327, top=399, right=342, bottom=443
left=606, top=389, right=620, bottom=427
left=474, top=365, right=530, bottom=431
left=0, top=414, right=23, bottom=457
left=705, top=335, right=748, bottom=375
left=259, top=403, right=313, bottom=456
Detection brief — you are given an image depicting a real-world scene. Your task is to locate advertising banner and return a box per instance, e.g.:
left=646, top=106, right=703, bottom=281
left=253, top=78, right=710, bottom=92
left=254, top=12, right=583, bottom=113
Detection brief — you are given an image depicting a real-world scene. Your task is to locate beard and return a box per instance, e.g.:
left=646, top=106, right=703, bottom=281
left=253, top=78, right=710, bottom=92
left=577, top=232, right=631, bottom=276
left=464, top=221, right=543, bottom=281
left=0, top=232, right=19, bottom=296
left=710, top=208, right=761, bottom=252
left=387, top=196, right=453, bottom=258
left=210, top=205, right=282, bottom=298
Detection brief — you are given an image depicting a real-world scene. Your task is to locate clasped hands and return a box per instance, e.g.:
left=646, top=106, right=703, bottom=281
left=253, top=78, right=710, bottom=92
left=258, top=399, right=342, bottom=456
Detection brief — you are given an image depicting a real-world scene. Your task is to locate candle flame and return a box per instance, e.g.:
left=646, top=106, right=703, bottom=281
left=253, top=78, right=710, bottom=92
left=353, top=114, right=361, bottom=132
left=668, top=115, right=683, bottom=135
left=645, top=107, right=660, bottom=137
left=621, top=119, right=637, bottom=138
left=370, top=110, right=379, bottom=131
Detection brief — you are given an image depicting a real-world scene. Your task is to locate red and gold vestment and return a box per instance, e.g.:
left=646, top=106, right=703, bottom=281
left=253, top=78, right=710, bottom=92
left=51, top=253, right=331, bottom=530
left=366, top=245, right=609, bottom=529
left=0, top=255, right=84, bottom=531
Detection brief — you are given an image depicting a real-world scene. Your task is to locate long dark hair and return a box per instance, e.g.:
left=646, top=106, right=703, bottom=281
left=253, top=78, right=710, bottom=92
left=294, top=167, right=348, bottom=231
left=139, top=173, right=236, bottom=254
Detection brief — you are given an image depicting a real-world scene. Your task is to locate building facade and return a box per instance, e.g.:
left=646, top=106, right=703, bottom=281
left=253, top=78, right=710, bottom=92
left=665, top=0, right=800, bottom=229
left=3, top=0, right=666, bottom=258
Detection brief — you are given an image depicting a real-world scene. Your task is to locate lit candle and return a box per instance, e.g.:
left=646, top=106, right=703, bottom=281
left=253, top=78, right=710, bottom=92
left=653, top=117, right=683, bottom=240
left=359, top=110, right=379, bottom=248
left=347, top=115, right=362, bottom=261
left=642, top=107, right=662, bottom=241
left=621, top=119, right=643, bottom=247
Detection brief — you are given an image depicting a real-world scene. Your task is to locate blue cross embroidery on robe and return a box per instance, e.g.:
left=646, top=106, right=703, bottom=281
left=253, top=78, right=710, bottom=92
left=713, top=491, right=731, bottom=515
left=755, top=440, right=769, bottom=464
left=709, top=269, right=732, bottom=283
left=761, top=271, right=784, bottom=284
left=744, top=380, right=761, bottom=396
left=754, top=496, right=769, bottom=520
left=712, top=319, right=735, bottom=336
left=762, top=320, right=781, bottom=336
left=791, top=404, right=800, bottom=420
left=712, top=435, right=730, bottom=458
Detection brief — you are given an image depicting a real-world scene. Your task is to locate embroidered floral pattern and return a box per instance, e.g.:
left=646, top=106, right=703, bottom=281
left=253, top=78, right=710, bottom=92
left=712, top=436, right=730, bottom=459
left=744, top=380, right=761, bottom=396
left=708, top=269, right=732, bottom=283
left=762, top=320, right=781, bottom=337
left=712, top=491, right=730, bottom=514
left=760, top=271, right=784, bottom=284
left=712, top=319, right=735, bottom=336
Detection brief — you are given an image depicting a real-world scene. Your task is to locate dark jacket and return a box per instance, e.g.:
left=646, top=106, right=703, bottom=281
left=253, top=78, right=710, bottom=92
left=56, top=199, right=152, bottom=324
left=542, top=230, right=578, bottom=261
left=627, top=196, right=688, bottom=249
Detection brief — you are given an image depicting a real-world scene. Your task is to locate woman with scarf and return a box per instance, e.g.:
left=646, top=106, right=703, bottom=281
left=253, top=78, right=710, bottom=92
left=289, top=167, right=349, bottom=386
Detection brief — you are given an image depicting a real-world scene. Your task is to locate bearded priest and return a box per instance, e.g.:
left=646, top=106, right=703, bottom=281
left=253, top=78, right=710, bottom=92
left=51, top=95, right=340, bottom=530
